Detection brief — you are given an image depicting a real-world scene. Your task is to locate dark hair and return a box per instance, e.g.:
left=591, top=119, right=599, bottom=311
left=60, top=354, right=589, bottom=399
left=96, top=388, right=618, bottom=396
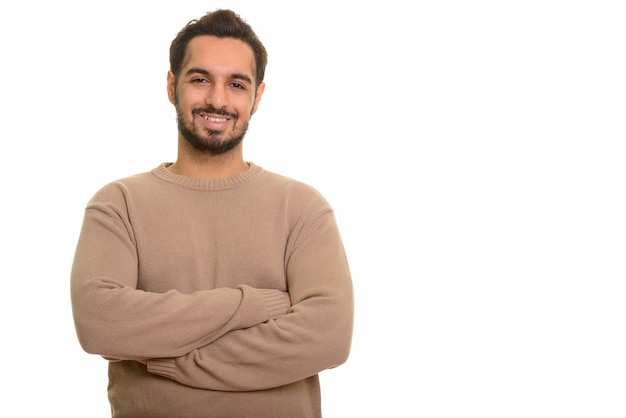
left=169, top=9, right=267, bottom=86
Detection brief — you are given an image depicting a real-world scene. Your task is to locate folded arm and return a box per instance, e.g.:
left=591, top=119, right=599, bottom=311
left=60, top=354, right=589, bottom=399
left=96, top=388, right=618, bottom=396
left=71, top=203, right=290, bottom=360
left=146, top=211, right=354, bottom=390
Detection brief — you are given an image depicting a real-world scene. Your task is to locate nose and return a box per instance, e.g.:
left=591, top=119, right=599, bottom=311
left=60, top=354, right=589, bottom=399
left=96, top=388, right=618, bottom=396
left=205, top=84, right=228, bottom=109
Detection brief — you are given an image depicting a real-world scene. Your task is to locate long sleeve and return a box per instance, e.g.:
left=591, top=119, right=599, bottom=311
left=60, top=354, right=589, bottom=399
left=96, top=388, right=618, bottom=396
left=146, top=210, right=354, bottom=390
left=70, top=180, right=290, bottom=360
left=72, top=163, right=353, bottom=416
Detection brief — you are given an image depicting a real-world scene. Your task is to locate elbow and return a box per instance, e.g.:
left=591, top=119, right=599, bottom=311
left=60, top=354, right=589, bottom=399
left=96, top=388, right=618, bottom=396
left=71, top=291, right=114, bottom=356
left=71, top=277, right=123, bottom=356
left=72, top=309, right=106, bottom=355
left=323, top=310, right=354, bottom=368
left=75, top=333, right=99, bottom=355
left=330, top=328, right=353, bottom=367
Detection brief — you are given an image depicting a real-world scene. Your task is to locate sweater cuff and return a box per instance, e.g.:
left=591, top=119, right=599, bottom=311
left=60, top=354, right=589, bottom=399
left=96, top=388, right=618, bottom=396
left=255, top=288, right=290, bottom=320
left=146, top=358, right=177, bottom=380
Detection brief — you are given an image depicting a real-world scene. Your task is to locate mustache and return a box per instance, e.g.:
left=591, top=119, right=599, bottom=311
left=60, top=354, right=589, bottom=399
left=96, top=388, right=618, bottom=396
left=192, top=105, right=238, bottom=119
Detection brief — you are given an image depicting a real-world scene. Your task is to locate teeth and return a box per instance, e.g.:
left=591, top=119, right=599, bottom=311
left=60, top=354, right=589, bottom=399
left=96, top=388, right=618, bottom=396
left=203, top=115, right=226, bottom=122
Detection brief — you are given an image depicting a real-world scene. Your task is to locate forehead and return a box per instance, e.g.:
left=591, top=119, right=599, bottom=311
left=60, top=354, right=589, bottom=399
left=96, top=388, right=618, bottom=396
left=182, top=35, right=256, bottom=81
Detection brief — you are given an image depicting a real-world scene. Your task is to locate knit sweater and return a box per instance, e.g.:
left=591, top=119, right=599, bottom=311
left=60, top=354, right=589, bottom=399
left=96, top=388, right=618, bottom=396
left=70, top=162, right=354, bottom=418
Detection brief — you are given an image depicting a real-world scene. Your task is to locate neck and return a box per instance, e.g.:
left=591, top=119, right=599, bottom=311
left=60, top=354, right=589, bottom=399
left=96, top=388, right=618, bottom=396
left=168, top=140, right=248, bottom=179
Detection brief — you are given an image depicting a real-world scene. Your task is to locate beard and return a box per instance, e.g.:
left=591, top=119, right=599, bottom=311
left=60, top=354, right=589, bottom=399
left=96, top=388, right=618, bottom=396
left=175, top=103, right=249, bottom=155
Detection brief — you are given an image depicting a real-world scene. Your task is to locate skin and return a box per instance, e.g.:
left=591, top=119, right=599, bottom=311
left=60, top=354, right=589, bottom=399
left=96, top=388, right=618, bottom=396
left=166, top=35, right=265, bottom=179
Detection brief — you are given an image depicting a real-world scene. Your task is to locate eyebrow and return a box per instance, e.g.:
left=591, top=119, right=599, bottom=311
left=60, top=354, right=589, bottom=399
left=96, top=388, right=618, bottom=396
left=185, top=67, right=253, bottom=84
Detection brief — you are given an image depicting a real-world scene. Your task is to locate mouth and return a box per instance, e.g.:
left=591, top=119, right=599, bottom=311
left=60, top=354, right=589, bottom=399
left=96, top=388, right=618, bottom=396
left=196, top=112, right=232, bottom=130
left=199, top=113, right=229, bottom=123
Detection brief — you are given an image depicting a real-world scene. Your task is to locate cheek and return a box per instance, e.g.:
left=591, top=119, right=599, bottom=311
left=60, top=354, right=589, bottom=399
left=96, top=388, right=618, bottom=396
left=248, top=97, right=260, bottom=116
left=175, top=87, right=203, bottom=108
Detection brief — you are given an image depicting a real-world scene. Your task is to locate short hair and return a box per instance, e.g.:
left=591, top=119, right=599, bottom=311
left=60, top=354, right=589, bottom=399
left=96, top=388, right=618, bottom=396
left=169, top=9, right=268, bottom=86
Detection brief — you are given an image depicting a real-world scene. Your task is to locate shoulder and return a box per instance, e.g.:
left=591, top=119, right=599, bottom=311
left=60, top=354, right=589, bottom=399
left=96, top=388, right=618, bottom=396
left=87, top=169, right=157, bottom=204
left=258, top=167, right=329, bottom=204
left=253, top=167, right=334, bottom=222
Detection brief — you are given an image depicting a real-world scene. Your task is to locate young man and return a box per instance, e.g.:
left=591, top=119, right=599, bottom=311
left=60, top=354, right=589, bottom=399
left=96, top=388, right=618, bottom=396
left=70, top=9, right=354, bottom=418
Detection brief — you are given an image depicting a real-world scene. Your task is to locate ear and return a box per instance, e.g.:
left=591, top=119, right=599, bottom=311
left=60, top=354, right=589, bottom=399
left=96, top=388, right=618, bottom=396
left=166, top=71, right=176, bottom=104
left=251, top=82, right=265, bottom=115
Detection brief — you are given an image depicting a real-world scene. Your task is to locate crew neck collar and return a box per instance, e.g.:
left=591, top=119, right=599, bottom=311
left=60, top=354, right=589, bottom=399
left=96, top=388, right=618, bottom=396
left=151, top=162, right=263, bottom=191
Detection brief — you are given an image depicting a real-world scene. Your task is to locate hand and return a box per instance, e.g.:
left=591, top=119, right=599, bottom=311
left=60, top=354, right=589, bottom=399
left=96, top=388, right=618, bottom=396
left=282, top=291, right=291, bottom=306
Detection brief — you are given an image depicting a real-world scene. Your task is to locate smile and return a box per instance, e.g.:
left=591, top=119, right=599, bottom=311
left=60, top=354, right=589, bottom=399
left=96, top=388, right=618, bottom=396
left=201, top=114, right=228, bottom=122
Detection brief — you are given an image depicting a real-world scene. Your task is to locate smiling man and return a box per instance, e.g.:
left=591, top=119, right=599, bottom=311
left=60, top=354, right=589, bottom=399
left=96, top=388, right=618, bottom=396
left=70, top=9, right=354, bottom=418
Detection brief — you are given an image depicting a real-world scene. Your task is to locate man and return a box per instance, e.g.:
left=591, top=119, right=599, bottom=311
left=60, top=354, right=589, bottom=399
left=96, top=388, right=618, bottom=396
left=70, top=9, right=354, bottom=418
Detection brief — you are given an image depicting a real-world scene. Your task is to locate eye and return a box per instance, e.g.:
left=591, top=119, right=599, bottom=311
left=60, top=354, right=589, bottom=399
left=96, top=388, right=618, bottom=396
left=230, top=82, right=245, bottom=89
left=192, top=77, right=209, bottom=84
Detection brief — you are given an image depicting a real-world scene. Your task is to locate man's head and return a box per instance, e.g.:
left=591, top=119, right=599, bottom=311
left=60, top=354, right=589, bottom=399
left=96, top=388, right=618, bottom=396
left=167, top=9, right=267, bottom=155
left=170, top=9, right=267, bottom=87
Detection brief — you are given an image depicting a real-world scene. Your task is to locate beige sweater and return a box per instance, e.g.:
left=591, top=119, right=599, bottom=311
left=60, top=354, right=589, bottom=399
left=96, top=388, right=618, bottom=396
left=71, top=163, right=354, bottom=418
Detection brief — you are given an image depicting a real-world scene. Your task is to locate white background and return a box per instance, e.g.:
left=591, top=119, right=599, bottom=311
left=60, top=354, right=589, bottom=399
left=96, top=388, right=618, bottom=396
left=1, top=1, right=625, bottom=417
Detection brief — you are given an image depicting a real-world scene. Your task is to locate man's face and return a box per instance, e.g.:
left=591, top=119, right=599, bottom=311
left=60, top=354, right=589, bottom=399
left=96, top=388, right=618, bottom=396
left=167, top=35, right=265, bottom=154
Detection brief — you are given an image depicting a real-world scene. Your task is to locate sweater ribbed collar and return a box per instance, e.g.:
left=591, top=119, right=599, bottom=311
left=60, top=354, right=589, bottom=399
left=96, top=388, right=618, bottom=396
left=151, top=162, right=263, bottom=191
